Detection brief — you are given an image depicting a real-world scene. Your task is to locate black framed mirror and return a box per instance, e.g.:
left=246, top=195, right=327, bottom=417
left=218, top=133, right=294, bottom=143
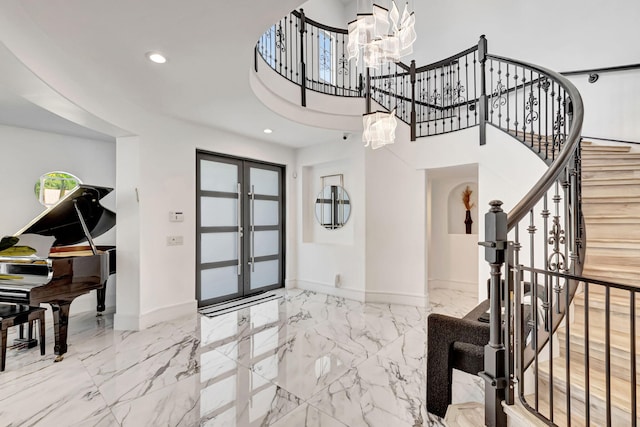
left=315, top=185, right=351, bottom=229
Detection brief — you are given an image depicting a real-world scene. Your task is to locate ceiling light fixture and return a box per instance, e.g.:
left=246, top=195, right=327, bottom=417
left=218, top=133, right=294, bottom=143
left=347, top=1, right=416, bottom=68
left=363, top=109, right=397, bottom=149
left=146, top=51, right=167, bottom=64
left=263, top=128, right=273, bottom=134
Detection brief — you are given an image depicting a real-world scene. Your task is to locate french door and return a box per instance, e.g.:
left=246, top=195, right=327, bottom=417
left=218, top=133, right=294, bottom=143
left=196, top=152, right=285, bottom=307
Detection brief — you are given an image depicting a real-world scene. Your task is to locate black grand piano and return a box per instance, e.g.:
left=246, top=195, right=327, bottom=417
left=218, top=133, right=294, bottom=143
left=0, top=184, right=116, bottom=361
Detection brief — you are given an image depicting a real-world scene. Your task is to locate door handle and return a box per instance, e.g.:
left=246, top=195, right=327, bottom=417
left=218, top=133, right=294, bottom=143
left=237, top=183, right=242, bottom=276
left=250, top=185, right=255, bottom=273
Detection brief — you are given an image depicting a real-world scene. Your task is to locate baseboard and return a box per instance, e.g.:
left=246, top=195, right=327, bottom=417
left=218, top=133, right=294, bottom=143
left=429, top=279, right=477, bottom=293
left=294, top=280, right=427, bottom=307
left=114, top=299, right=197, bottom=331
left=295, top=279, right=365, bottom=302
left=364, top=289, right=427, bottom=307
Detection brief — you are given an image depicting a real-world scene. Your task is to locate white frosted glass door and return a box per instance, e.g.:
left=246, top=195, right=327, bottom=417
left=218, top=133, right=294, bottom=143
left=197, top=153, right=284, bottom=306
left=244, top=163, right=283, bottom=294
left=197, top=155, right=243, bottom=305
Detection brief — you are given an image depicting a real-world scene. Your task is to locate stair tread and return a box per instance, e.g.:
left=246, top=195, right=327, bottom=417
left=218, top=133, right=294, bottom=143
left=582, top=153, right=640, bottom=159
left=583, top=178, right=640, bottom=186
left=538, top=358, right=640, bottom=413
left=584, top=264, right=640, bottom=275
left=581, top=143, right=631, bottom=153
left=557, top=322, right=639, bottom=353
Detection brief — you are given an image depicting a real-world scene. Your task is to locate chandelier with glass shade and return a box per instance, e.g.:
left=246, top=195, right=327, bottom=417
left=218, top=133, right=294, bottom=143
left=348, top=1, right=416, bottom=149
left=347, top=1, right=416, bottom=68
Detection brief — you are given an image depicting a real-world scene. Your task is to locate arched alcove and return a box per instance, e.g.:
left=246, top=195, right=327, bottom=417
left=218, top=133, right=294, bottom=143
left=447, top=181, right=478, bottom=235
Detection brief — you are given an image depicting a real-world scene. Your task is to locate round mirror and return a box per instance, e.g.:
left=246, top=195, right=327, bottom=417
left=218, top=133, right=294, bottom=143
left=315, top=185, right=351, bottom=229
left=34, top=171, right=82, bottom=207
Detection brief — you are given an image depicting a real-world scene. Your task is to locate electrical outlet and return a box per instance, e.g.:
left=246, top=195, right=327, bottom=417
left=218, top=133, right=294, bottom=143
left=167, top=235, right=184, bottom=246
left=334, top=274, right=341, bottom=287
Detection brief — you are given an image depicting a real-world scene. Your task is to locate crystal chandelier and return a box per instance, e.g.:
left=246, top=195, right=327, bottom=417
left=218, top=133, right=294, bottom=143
left=362, top=109, right=397, bottom=149
left=347, top=1, right=416, bottom=68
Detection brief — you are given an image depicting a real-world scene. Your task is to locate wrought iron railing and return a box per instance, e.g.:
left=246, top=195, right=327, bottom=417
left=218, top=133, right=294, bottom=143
left=516, top=268, right=639, bottom=426
left=254, top=11, right=640, bottom=427
left=256, top=10, right=365, bottom=106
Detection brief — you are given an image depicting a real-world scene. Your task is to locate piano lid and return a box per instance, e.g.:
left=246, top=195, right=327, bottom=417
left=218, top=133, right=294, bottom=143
left=15, top=185, right=116, bottom=247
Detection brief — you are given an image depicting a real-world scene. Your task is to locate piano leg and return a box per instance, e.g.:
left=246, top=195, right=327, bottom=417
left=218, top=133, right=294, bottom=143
left=96, top=284, right=106, bottom=316
left=50, top=302, right=70, bottom=362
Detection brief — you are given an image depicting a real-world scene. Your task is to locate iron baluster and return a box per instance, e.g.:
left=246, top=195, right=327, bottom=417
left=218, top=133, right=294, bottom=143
left=631, top=292, right=637, bottom=427
left=299, top=9, right=306, bottom=106
left=479, top=35, right=488, bottom=144
left=564, top=264, right=571, bottom=426
left=606, top=287, right=612, bottom=427
left=584, top=282, right=591, bottom=425
left=541, top=194, right=550, bottom=332
left=410, top=60, right=416, bottom=141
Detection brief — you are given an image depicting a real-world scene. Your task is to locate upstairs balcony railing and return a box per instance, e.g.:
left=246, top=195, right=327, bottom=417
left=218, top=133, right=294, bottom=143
left=252, top=11, right=640, bottom=427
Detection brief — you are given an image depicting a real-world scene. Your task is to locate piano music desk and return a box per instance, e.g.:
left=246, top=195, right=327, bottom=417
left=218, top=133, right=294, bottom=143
left=0, top=304, right=46, bottom=372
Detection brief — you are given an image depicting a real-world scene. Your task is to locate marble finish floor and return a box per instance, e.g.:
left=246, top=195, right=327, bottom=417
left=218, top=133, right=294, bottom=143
left=0, top=288, right=483, bottom=426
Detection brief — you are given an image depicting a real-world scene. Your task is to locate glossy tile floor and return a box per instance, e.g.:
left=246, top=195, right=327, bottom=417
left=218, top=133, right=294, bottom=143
left=0, top=288, right=483, bottom=426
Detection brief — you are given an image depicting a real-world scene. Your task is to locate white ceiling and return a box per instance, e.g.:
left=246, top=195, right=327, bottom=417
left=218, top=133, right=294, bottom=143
left=0, top=0, right=354, bottom=148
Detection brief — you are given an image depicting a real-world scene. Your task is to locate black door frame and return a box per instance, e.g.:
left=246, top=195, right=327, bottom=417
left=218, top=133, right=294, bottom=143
left=196, top=150, right=286, bottom=307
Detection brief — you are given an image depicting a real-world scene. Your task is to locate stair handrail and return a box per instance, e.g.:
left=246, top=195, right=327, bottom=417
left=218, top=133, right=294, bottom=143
left=484, top=54, right=585, bottom=230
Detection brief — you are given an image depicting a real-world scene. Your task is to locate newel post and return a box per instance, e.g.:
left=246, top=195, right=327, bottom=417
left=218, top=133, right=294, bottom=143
left=478, top=200, right=508, bottom=427
left=478, top=35, right=488, bottom=146
left=299, top=8, right=307, bottom=107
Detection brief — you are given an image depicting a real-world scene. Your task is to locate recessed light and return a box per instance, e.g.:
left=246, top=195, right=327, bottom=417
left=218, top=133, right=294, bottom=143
left=146, top=51, right=167, bottom=64
left=263, top=128, right=273, bottom=134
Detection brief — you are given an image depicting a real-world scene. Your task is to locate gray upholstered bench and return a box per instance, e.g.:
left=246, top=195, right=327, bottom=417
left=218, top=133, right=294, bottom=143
left=0, top=304, right=46, bottom=372
left=426, top=299, right=490, bottom=418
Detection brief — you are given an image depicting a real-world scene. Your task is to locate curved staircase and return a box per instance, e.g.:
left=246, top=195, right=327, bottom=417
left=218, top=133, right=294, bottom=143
left=534, top=141, right=640, bottom=426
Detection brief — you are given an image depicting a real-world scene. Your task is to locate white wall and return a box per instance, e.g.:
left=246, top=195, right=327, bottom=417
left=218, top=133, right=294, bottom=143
left=295, top=136, right=366, bottom=300
left=568, top=70, right=640, bottom=143
left=0, top=124, right=117, bottom=313
left=113, top=122, right=297, bottom=330
left=362, top=122, right=548, bottom=303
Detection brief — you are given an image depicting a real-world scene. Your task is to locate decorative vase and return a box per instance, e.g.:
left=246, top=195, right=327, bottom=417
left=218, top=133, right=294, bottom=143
left=464, top=209, right=473, bottom=234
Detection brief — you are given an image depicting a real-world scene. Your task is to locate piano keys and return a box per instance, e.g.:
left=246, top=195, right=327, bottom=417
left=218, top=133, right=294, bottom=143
left=0, top=185, right=116, bottom=361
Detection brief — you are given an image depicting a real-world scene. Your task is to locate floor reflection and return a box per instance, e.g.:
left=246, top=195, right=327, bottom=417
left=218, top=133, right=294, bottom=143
left=1, top=287, right=480, bottom=427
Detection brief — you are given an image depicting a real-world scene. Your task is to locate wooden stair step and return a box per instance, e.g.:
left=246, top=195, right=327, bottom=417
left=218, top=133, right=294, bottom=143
left=582, top=163, right=640, bottom=172
left=581, top=143, right=631, bottom=153
left=557, top=322, right=640, bottom=372
left=579, top=271, right=638, bottom=287
left=573, top=285, right=639, bottom=304
left=585, top=223, right=640, bottom=240
left=537, top=358, right=640, bottom=425
left=582, top=177, right=640, bottom=186
left=586, top=247, right=640, bottom=261
left=583, top=185, right=640, bottom=198
left=582, top=169, right=640, bottom=180
left=582, top=196, right=640, bottom=204
left=582, top=203, right=640, bottom=217
left=584, top=217, right=640, bottom=225
left=586, top=238, right=640, bottom=250
left=523, top=392, right=581, bottom=427
left=581, top=153, right=640, bottom=160
left=558, top=327, right=640, bottom=383
left=582, top=158, right=640, bottom=166
left=586, top=252, right=640, bottom=267
left=586, top=252, right=640, bottom=265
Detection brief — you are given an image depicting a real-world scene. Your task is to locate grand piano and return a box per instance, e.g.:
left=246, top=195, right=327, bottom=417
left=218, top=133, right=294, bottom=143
left=0, top=185, right=116, bottom=361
